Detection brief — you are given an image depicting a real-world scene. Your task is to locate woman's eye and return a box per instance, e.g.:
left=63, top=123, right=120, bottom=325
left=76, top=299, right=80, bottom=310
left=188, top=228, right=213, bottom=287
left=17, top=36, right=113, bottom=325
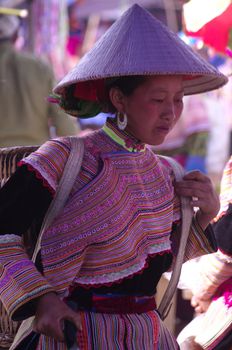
left=153, top=99, right=164, bottom=103
left=174, top=98, right=183, bottom=104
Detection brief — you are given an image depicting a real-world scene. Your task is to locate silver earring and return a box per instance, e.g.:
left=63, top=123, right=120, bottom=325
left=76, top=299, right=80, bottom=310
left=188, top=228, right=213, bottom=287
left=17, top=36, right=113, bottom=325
left=117, top=111, right=128, bottom=130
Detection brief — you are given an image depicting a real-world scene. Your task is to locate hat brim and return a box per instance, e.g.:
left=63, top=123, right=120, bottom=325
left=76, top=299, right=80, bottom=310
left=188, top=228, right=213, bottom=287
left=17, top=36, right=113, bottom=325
left=54, top=72, right=228, bottom=97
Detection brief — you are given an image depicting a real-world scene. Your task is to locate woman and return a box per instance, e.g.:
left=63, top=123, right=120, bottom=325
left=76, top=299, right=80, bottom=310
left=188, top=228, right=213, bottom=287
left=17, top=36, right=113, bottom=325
left=0, top=4, right=228, bottom=350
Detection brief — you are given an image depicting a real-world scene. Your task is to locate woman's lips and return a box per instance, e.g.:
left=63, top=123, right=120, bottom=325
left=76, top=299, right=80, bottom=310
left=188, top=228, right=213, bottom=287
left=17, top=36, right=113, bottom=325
left=156, top=126, right=170, bottom=133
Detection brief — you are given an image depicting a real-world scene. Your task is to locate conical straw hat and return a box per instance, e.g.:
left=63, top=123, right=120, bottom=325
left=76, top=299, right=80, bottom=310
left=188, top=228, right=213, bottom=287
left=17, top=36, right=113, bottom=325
left=53, top=4, right=228, bottom=116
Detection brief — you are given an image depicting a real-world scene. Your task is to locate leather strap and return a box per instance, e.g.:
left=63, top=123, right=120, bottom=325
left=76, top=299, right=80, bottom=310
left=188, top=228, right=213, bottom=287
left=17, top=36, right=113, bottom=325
left=32, top=137, right=84, bottom=262
left=157, top=156, right=193, bottom=320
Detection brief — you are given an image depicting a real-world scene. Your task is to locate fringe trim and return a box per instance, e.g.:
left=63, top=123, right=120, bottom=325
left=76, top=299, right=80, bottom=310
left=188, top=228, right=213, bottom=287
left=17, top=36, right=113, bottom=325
left=71, top=249, right=172, bottom=290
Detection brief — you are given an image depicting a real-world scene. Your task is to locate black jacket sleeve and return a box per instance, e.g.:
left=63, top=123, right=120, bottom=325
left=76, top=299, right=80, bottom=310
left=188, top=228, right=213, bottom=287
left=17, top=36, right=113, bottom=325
left=213, top=203, right=232, bottom=255
left=0, top=164, right=52, bottom=236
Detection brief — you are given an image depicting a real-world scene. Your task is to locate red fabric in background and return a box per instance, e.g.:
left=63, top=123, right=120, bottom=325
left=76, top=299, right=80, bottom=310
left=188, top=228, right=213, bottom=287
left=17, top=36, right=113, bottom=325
left=185, top=4, right=232, bottom=54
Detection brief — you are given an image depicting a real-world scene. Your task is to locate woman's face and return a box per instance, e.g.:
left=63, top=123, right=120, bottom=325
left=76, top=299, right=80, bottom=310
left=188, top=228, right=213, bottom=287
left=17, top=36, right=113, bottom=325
left=117, top=75, right=184, bottom=145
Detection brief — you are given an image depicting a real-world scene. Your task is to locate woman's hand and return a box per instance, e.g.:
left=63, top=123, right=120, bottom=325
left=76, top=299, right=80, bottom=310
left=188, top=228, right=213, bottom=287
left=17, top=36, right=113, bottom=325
left=174, top=170, right=220, bottom=230
left=33, top=292, right=82, bottom=343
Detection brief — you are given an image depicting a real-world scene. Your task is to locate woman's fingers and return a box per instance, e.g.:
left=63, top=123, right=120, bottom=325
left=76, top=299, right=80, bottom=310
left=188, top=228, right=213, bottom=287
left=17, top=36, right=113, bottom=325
left=33, top=316, right=65, bottom=342
left=174, top=170, right=220, bottom=220
left=174, top=172, right=213, bottom=197
left=182, top=170, right=211, bottom=182
left=33, top=292, right=82, bottom=343
left=65, top=311, right=82, bottom=332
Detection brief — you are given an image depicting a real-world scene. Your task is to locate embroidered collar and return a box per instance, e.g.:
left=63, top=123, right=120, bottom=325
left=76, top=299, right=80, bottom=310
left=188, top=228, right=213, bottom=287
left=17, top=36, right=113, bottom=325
left=102, top=118, right=146, bottom=153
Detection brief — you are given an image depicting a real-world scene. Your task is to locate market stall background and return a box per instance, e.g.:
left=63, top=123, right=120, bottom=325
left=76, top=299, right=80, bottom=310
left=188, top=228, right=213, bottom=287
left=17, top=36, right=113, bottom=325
left=1, top=0, right=184, bottom=78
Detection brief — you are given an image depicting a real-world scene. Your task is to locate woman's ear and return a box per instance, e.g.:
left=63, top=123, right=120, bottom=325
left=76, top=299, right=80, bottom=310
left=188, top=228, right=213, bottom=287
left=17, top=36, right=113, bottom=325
left=109, top=87, right=125, bottom=112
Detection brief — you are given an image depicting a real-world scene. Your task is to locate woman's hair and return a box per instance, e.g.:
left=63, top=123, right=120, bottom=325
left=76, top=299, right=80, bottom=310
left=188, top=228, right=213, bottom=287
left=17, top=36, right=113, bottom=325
left=58, top=75, right=149, bottom=118
left=103, top=75, right=148, bottom=113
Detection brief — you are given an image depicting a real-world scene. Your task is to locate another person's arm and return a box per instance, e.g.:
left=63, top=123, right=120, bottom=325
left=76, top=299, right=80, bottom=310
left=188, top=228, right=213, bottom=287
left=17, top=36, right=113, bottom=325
left=190, top=250, right=232, bottom=313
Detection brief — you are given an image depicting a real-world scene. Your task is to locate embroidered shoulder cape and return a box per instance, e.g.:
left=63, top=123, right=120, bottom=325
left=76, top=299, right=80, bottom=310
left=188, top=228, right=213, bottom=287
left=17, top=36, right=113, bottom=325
left=0, top=121, right=214, bottom=318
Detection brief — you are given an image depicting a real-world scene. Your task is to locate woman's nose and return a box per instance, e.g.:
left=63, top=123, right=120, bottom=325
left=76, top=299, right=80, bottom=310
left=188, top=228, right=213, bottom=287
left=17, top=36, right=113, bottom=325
left=161, top=104, right=176, bottom=121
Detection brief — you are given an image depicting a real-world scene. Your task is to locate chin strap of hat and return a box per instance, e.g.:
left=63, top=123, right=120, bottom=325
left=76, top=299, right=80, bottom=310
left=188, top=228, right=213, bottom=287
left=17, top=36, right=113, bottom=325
left=157, top=155, right=193, bottom=321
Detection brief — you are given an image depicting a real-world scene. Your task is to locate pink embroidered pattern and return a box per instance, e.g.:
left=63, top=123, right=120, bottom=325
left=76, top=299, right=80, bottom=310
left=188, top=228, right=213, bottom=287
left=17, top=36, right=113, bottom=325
left=14, top=120, right=213, bottom=294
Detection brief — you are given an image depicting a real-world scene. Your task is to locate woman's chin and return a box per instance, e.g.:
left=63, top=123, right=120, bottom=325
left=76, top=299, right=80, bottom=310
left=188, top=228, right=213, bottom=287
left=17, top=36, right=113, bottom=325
left=146, top=135, right=167, bottom=146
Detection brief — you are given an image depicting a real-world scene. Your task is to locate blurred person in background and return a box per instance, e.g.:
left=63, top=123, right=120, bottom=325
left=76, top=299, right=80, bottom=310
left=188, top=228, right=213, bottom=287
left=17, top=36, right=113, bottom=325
left=177, top=156, right=232, bottom=350
left=0, top=13, right=79, bottom=147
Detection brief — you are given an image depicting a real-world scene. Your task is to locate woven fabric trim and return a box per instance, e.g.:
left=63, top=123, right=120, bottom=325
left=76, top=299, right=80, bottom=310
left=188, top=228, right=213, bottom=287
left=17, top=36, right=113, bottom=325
left=0, top=234, right=21, bottom=243
left=102, top=121, right=146, bottom=153
left=19, top=137, right=71, bottom=193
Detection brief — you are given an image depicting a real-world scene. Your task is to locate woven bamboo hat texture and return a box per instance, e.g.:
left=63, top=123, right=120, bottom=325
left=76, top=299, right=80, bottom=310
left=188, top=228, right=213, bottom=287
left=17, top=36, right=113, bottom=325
left=53, top=3, right=228, bottom=117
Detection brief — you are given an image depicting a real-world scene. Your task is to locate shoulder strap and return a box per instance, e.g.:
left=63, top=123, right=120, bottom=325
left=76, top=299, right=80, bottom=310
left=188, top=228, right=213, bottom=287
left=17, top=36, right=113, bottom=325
left=32, top=137, right=84, bottom=262
left=157, top=155, right=193, bottom=320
